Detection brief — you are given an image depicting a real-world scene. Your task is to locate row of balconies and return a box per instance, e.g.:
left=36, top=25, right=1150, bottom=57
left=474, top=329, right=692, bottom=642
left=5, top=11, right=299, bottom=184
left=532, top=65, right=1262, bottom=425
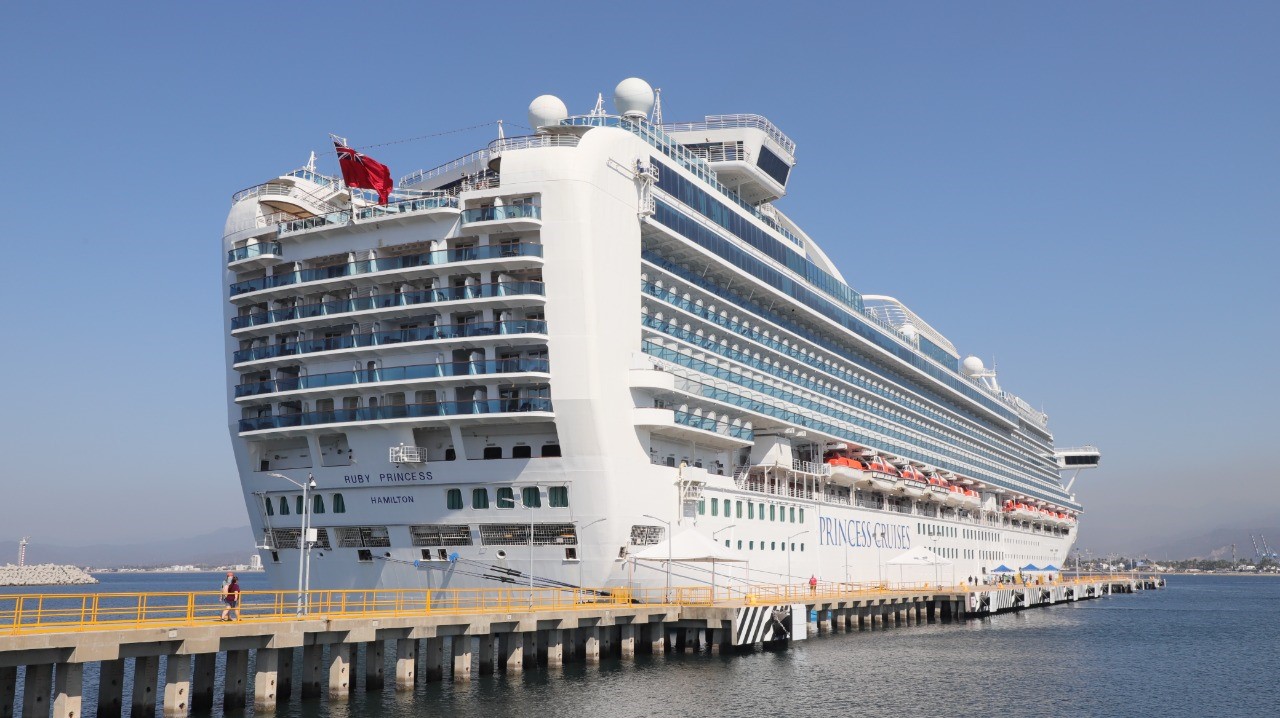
left=230, top=242, right=543, bottom=298
left=239, top=396, right=553, bottom=434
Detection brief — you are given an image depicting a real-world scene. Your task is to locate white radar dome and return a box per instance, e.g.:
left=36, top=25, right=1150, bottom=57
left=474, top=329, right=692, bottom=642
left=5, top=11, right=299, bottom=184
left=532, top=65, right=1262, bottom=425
left=613, top=77, right=654, bottom=118
left=961, top=356, right=985, bottom=376
left=527, top=95, right=569, bottom=130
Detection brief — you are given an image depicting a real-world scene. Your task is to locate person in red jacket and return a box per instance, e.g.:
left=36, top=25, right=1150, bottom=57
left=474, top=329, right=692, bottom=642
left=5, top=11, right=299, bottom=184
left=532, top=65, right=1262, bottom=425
left=808, top=574, right=818, bottom=595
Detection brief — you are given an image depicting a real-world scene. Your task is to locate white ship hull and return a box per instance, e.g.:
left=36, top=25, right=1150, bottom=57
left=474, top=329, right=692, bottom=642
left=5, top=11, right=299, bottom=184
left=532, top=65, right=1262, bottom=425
left=222, top=79, right=1089, bottom=596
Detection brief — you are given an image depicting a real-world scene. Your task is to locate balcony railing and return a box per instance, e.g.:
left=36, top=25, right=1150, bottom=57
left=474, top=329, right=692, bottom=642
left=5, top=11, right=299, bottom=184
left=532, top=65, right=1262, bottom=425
left=461, top=204, right=541, bottom=224
left=229, top=243, right=543, bottom=296
left=240, top=398, right=554, bottom=432
left=488, top=134, right=581, bottom=153
left=233, top=320, right=548, bottom=364
left=353, top=193, right=459, bottom=220
left=672, top=410, right=753, bottom=440
left=231, top=282, right=544, bottom=330
left=227, top=241, right=283, bottom=264
left=235, top=359, right=550, bottom=398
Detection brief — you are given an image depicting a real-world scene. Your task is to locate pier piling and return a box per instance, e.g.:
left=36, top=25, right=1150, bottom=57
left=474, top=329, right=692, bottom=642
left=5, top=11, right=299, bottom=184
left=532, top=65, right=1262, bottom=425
left=422, top=638, right=443, bottom=682
left=299, top=645, right=322, bottom=699
left=97, top=659, right=123, bottom=718
left=190, top=654, right=215, bottom=712
left=53, top=663, right=82, bottom=718
left=364, top=641, right=384, bottom=690
left=276, top=647, right=293, bottom=701
left=450, top=636, right=471, bottom=682
left=394, top=639, right=416, bottom=690
left=253, top=648, right=279, bottom=714
left=546, top=629, right=564, bottom=667
left=223, top=650, right=247, bottom=708
left=326, top=643, right=352, bottom=699
left=22, top=663, right=50, bottom=718
left=161, top=655, right=190, bottom=718
left=1, top=666, right=16, bottom=718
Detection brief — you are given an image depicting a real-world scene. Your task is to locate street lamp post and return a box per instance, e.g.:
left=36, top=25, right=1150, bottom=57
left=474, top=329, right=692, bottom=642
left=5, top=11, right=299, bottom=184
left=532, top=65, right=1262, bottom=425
left=573, top=517, right=607, bottom=590
left=787, top=530, right=810, bottom=593
left=931, top=536, right=940, bottom=587
left=876, top=527, right=887, bottom=587
left=642, top=514, right=672, bottom=602
left=516, top=489, right=538, bottom=607
left=268, top=472, right=316, bottom=616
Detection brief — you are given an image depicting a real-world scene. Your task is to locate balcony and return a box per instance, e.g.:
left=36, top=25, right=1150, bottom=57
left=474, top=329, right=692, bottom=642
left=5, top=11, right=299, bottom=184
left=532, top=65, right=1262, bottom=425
left=460, top=204, right=541, bottom=230
left=227, top=241, right=284, bottom=270
left=634, top=407, right=753, bottom=449
left=230, top=281, right=545, bottom=333
left=239, top=398, right=554, bottom=435
left=232, top=320, right=548, bottom=367
left=228, top=243, right=543, bottom=299
left=234, top=358, right=551, bottom=399
left=352, top=193, right=459, bottom=224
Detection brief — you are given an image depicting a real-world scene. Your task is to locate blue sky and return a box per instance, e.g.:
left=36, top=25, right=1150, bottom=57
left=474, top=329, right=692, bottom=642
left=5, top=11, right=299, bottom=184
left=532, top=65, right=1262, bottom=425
left=1, top=1, right=1275, bottom=556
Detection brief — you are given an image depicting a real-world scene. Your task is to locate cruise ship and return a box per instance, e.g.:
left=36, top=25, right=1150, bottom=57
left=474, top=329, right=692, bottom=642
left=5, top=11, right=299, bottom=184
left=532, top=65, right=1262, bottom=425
left=222, top=78, right=1099, bottom=593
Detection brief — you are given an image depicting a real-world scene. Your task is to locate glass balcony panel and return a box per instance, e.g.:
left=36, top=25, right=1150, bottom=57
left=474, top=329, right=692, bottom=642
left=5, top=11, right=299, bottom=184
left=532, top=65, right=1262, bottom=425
left=239, top=397, right=554, bottom=432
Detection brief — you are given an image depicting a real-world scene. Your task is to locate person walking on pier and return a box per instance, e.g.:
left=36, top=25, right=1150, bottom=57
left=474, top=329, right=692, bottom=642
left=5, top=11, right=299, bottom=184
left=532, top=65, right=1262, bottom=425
left=221, top=574, right=241, bottom=621
left=808, top=574, right=818, bottom=595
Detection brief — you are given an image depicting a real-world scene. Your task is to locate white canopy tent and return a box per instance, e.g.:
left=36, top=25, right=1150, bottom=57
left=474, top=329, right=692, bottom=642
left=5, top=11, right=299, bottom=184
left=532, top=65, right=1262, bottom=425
left=884, top=546, right=955, bottom=586
left=634, top=530, right=749, bottom=599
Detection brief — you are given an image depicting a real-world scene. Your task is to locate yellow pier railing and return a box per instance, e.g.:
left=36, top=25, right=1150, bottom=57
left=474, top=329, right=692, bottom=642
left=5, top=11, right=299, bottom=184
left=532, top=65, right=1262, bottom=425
left=0, top=575, right=1138, bottom=637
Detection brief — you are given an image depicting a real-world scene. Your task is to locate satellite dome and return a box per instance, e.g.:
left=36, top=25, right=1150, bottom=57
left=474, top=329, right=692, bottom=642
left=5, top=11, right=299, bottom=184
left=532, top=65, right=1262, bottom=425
left=899, top=322, right=918, bottom=341
left=613, top=77, right=654, bottom=118
left=961, top=356, right=985, bottom=376
left=527, top=95, right=568, bottom=130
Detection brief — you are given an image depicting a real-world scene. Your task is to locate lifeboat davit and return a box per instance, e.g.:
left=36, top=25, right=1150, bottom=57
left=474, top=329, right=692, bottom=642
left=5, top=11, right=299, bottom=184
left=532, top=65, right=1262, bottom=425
left=899, top=466, right=929, bottom=499
left=865, top=456, right=900, bottom=492
left=825, top=456, right=869, bottom=487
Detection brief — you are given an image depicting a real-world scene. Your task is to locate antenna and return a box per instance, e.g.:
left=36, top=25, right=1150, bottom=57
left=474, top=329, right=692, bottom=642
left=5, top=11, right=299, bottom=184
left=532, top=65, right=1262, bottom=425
left=305, top=151, right=317, bottom=172
left=328, top=133, right=348, bottom=146
left=590, top=92, right=605, bottom=116
left=497, top=119, right=504, bottom=140
left=651, top=88, right=663, bottom=126
left=18, top=537, right=29, bottom=567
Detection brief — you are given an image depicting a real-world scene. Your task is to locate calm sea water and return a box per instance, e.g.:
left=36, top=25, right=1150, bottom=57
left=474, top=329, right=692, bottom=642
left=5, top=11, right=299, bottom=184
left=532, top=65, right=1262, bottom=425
left=8, top=573, right=1278, bottom=718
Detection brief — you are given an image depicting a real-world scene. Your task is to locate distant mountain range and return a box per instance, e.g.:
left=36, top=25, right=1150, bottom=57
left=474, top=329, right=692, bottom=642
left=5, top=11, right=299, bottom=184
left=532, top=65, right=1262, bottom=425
left=0, top=526, right=255, bottom=568
left=1139, top=524, right=1280, bottom=562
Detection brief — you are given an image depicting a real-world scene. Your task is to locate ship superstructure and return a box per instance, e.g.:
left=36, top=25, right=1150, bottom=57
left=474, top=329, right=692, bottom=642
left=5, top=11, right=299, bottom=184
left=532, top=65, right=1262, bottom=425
left=222, top=78, right=1096, bottom=592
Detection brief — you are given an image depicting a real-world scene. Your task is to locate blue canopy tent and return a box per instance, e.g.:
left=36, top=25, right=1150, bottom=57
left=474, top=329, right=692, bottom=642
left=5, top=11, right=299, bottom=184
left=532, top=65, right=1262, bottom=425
left=1041, top=564, right=1060, bottom=571
left=991, top=565, right=1014, bottom=573
left=1020, top=564, right=1041, bottom=572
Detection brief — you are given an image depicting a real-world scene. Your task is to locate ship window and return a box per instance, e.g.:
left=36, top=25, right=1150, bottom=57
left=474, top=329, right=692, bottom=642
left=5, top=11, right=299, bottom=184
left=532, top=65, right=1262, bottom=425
left=483, top=446, right=503, bottom=460
left=264, top=498, right=274, bottom=516
left=711, top=498, right=719, bottom=516
left=333, top=493, right=346, bottom=514
left=771, top=542, right=776, bottom=551
left=313, top=494, right=325, bottom=514
left=295, top=496, right=304, bottom=515
left=789, top=507, right=796, bottom=523
left=748, top=504, right=755, bottom=520
left=736, top=501, right=743, bottom=519
left=800, top=543, right=805, bottom=552
left=472, top=488, right=490, bottom=509
left=521, top=486, right=541, bottom=508
left=548, top=486, right=568, bottom=508
left=357, top=549, right=373, bottom=562
left=513, top=445, right=532, bottom=459
left=446, top=489, right=463, bottom=510
left=749, top=541, right=754, bottom=550
left=497, top=487, right=515, bottom=509
left=737, top=540, right=743, bottom=549
left=271, top=551, right=280, bottom=563
left=799, top=508, right=804, bottom=523
left=698, top=499, right=705, bottom=515
left=279, top=497, right=290, bottom=516
left=541, top=443, right=562, bottom=457
left=445, top=448, right=457, bottom=461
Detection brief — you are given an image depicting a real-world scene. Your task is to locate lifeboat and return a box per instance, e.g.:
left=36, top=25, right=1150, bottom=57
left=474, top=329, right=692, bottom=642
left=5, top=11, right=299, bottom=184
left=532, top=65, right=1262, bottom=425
left=899, top=466, right=929, bottom=499
left=865, top=456, right=900, bottom=492
left=943, top=485, right=966, bottom=508
left=961, top=489, right=981, bottom=510
left=825, top=455, right=869, bottom=487
left=928, top=476, right=951, bottom=503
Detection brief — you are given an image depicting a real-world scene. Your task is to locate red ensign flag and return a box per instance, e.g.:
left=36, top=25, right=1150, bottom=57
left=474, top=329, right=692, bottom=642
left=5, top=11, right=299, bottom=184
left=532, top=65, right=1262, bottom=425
left=334, top=142, right=393, bottom=204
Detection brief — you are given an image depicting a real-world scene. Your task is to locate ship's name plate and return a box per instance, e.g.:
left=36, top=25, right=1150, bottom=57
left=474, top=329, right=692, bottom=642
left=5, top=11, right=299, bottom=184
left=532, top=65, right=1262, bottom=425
left=344, top=471, right=434, bottom=484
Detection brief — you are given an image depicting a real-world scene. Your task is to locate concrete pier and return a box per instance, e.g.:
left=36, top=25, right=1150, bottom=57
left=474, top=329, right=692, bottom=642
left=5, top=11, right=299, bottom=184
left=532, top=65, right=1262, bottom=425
left=0, top=576, right=1157, bottom=716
